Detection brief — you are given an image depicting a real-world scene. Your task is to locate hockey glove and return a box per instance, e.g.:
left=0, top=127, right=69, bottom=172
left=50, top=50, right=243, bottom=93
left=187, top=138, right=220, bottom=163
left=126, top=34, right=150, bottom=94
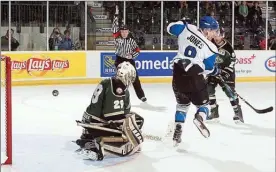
left=221, top=69, right=231, bottom=80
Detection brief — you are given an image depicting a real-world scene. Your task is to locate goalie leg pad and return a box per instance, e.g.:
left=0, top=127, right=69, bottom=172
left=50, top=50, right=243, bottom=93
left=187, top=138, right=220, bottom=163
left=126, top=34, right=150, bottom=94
left=122, top=114, right=144, bottom=148
left=132, top=112, right=144, bottom=129
left=104, top=142, right=136, bottom=156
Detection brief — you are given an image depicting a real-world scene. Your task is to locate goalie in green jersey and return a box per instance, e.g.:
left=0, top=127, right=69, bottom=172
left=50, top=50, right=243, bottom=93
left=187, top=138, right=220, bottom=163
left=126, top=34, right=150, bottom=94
left=75, top=61, right=144, bottom=161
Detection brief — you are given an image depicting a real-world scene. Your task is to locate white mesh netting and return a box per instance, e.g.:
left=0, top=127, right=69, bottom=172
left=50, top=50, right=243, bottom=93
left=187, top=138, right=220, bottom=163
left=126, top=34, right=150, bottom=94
left=1, top=56, right=8, bottom=164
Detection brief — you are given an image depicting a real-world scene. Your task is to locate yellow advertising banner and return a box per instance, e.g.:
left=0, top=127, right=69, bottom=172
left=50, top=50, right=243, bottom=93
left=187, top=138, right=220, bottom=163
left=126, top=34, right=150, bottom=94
left=3, top=52, right=86, bottom=79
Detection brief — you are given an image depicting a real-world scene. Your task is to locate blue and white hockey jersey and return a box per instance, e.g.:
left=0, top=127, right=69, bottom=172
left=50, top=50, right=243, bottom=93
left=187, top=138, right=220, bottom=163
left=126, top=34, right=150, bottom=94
left=167, top=21, right=218, bottom=75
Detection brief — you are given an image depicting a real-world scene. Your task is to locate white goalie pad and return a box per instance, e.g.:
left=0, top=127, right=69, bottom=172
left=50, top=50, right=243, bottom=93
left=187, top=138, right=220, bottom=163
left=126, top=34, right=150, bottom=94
left=122, top=114, right=144, bottom=147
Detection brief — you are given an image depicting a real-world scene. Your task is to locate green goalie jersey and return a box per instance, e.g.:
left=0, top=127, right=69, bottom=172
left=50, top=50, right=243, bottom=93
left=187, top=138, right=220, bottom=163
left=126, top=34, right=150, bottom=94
left=86, top=78, right=130, bottom=120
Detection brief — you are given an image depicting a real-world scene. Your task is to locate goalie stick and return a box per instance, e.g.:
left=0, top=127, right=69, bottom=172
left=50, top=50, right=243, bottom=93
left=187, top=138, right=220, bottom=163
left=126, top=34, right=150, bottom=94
left=76, top=120, right=164, bottom=142
left=218, top=76, right=274, bottom=114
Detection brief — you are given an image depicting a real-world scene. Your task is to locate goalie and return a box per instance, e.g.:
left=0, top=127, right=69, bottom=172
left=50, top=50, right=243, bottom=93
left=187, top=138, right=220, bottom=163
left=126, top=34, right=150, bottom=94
left=75, top=61, right=144, bottom=161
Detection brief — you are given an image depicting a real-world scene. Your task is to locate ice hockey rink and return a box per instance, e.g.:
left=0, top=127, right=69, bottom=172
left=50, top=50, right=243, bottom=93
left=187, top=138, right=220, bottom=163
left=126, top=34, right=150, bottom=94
left=1, top=82, right=275, bottom=172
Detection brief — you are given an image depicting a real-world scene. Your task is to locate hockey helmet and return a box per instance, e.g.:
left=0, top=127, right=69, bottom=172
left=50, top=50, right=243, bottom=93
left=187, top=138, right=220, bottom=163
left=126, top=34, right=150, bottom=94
left=199, top=16, right=219, bottom=30
left=116, top=61, right=136, bottom=87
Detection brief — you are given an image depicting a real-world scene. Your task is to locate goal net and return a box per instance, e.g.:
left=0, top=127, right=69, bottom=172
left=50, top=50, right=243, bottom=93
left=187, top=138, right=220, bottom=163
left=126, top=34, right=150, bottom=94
left=1, top=55, right=12, bottom=165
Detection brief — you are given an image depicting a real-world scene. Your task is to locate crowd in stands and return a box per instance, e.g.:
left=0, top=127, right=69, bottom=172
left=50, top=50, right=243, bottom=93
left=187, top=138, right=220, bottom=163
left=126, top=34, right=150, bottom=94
left=1, top=1, right=83, bottom=51
left=1, top=1, right=276, bottom=51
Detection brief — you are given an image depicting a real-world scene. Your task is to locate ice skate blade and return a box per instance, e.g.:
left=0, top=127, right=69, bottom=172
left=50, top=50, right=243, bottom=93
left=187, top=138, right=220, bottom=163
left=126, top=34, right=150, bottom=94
left=233, top=117, right=244, bottom=124
left=234, top=119, right=244, bottom=124
left=193, top=119, right=210, bottom=138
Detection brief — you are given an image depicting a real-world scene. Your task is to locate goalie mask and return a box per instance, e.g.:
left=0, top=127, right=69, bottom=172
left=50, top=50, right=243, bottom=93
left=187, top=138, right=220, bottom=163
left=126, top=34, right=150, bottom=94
left=116, top=62, right=136, bottom=87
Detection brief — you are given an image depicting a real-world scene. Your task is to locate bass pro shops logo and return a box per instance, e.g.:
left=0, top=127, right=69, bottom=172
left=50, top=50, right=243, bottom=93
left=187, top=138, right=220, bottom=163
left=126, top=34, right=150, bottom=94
left=103, top=55, right=116, bottom=75
left=265, top=56, right=276, bottom=72
left=11, top=55, right=69, bottom=77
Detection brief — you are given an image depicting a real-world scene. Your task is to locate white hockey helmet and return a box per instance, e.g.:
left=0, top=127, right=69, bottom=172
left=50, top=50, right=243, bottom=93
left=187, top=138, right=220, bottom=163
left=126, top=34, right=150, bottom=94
left=116, top=61, right=136, bottom=87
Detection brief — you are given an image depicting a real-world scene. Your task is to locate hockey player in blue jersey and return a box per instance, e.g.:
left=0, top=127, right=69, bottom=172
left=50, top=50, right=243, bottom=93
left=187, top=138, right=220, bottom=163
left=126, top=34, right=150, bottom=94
left=167, top=16, right=220, bottom=146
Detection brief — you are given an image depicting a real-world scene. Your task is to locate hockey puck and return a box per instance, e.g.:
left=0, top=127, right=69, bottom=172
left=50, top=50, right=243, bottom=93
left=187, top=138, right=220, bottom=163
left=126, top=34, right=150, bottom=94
left=52, top=90, right=59, bottom=96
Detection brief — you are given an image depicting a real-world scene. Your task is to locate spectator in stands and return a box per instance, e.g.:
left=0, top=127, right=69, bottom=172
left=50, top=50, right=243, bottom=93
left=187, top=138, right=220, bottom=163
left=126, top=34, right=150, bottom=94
left=201, top=2, right=210, bottom=16
left=208, top=10, right=216, bottom=19
left=180, top=1, right=189, bottom=18
left=251, top=13, right=261, bottom=34
left=239, top=1, right=248, bottom=23
left=59, top=30, right=74, bottom=50
left=234, top=1, right=241, bottom=18
left=49, top=28, right=63, bottom=50
left=259, top=38, right=266, bottom=50
left=220, top=2, right=231, bottom=22
left=247, top=2, right=255, bottom=25
left=268, top=21, right=274, bottom=36
left=253, top=2, right=262, bottom=24
left=1, top=29, right=20, bottom=51
left=210, top=3, right=217, bottom=16
left=269, top=37, right=276, bottom=50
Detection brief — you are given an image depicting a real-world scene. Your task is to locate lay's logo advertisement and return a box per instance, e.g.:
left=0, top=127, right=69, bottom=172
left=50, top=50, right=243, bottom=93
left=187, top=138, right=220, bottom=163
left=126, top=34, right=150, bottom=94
left=3, top=52, right=86, bottom=79
left=11, top=57, right=69, bottom=77
left=265, top=56, right=276, bottom=72
left=100, top=52, right=177, bottom=77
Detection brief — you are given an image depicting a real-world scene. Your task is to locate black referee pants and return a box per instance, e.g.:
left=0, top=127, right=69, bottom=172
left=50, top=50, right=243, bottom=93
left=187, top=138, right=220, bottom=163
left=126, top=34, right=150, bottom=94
left=115, top=56, right=145, bottom=99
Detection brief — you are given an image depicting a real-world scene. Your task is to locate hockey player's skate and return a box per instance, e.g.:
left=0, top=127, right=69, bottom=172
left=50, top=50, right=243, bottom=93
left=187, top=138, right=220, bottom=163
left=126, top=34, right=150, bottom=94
left=173, top=123, right=182, bottom=147
left=193, top=113, right=210, bottom=138
left=206, top=105, right=219, bottom=123
left=75, top=138, right=104, bottom=161
left=233, top=105, right=244, bottom=124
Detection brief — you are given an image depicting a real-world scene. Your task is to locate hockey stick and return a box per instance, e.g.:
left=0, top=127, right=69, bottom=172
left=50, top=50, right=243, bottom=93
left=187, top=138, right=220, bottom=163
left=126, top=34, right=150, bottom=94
left=236, top=94, right=273, bottom=114
left=76, top=120, right=164, bottom=142
left=218, top=76, right=274, bottom=114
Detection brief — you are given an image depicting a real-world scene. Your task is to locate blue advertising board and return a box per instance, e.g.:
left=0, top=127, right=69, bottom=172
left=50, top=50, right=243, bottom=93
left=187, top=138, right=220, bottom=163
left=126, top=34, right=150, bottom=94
left=100, top=52, right=177, bottom=77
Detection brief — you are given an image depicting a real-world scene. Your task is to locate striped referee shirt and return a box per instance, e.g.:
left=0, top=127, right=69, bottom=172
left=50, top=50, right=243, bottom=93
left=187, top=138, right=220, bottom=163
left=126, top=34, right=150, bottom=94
left=112, top=16, right=140, bottom=59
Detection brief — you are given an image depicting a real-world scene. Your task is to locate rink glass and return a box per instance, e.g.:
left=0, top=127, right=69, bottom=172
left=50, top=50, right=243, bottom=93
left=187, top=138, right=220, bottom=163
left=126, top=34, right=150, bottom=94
left=1, top=1, right=275, bottom=51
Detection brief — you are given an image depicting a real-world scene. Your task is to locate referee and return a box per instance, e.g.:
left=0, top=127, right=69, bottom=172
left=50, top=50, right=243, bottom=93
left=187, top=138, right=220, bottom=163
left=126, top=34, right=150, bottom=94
left=112, top=6, right=146, bottom=102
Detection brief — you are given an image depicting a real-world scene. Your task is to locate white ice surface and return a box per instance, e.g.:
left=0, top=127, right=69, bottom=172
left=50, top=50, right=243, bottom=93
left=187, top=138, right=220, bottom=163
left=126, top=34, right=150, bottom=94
left=1, top=82, right=275, bottom=172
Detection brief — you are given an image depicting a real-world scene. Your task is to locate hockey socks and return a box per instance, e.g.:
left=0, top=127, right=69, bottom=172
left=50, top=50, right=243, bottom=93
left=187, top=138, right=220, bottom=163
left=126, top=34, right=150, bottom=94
left=173, top=111, right=186, bottom=146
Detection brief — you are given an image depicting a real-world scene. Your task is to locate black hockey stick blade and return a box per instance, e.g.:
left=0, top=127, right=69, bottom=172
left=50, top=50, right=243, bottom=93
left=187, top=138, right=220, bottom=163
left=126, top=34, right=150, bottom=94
left=218, top=76, right=274, bottom=114
left=253, top=106, right=273, bottom=114
left=241, top=96, right=274, bottom=114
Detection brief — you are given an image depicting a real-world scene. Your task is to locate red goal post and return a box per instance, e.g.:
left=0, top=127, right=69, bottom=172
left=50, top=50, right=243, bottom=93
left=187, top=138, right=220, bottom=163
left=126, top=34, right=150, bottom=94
left=1, top=55, right=12, bottom=165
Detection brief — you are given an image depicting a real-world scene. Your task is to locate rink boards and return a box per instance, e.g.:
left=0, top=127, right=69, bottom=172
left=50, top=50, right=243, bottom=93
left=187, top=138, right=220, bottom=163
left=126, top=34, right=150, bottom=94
left=1, top=50, right=275, bottom=86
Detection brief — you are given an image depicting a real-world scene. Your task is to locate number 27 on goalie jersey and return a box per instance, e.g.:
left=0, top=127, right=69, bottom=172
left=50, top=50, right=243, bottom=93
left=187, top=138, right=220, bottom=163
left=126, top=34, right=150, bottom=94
left=86, top=78, right=130, bottom=119
left=167, top=21, right=218, bottom=75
